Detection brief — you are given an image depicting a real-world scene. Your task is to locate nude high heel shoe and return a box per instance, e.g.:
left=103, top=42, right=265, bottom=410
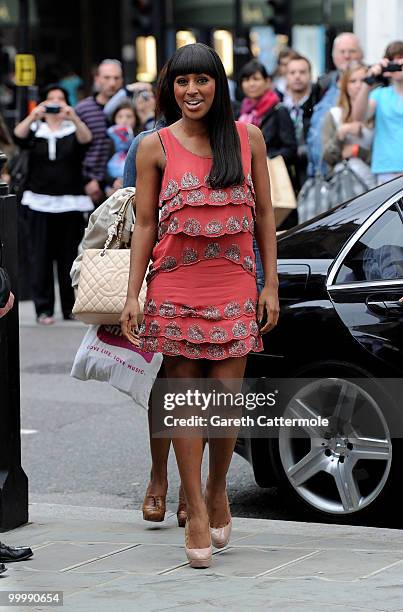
left=210, top=519, right=232, bottom=549
left=184, top=520, right=212, bottom=569
left=205, top=486, right=232, bottom=549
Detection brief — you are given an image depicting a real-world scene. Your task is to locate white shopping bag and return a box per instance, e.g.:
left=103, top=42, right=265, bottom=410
left=71, top=325, right=163, bottom=410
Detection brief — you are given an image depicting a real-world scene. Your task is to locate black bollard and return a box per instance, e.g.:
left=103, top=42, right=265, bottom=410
left=0, top=151, right=29, bottom=530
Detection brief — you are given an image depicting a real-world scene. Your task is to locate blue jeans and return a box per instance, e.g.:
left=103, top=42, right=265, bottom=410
left=253, top=237, right=264, bottom=293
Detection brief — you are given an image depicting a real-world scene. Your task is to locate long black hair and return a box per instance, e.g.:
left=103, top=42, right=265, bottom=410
left=161, top=43, right=244, bottom=188
left=155, top=64, right=180, bottom=126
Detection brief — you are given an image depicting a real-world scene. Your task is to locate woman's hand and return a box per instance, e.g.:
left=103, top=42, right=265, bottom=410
left=30, top=104, right=46, bottom=122
left=342, top=144, right=357, bottom=159
left=58, top=103, right=77, bottom=121
left=345, top=121, right=362, bottom=136
left=257, top=285, right=279, bottom=334
left=338, top=121, right=362, bottom=139
left=120, top=297, right=141, bottom=346
left=365, top=58, right=387, bottom=79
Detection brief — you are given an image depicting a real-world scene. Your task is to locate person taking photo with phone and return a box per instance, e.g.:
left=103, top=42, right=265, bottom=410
left=14, top=84, right=93, bottom=324
left=352, top=41, right=403, bottom=186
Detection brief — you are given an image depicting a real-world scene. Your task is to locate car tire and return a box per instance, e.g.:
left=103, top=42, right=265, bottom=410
left=252, top=364, right=402, bottom=524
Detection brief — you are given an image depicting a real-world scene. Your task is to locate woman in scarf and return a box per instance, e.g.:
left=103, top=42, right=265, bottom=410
left=238, top=60, right=297, bottom=168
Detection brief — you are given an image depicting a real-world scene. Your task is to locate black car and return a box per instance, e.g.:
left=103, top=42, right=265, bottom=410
left=238, top=177, right=403, bottom=522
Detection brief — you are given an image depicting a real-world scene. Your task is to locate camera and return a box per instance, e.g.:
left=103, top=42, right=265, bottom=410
left=133, top=90, right=151, bottom=102
left=383, top=62, right=403, bottom=73
left=363, top=62, right=403, bottom=86
left=44, top=104, right=61, bottom=114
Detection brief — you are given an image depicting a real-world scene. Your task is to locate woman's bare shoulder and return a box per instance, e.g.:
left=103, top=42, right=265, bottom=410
left=246, top=123, right=263, bottom=141
left=137, top=130, right=166, bottom=170
left=137, top=131, right=162, bottom=155
left=246, top=123, right=266, bottom=154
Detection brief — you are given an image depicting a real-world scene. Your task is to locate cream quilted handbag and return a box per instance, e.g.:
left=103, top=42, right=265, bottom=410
left=72, top=195, right=148, bottom=325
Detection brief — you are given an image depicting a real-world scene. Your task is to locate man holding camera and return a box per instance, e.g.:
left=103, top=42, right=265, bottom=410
left=353, top=41, right=403, bottom=185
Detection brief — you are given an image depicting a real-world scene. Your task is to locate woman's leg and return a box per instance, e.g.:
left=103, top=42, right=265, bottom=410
left=145, top=361, right=188, bottom=524
left=53, top=212, right=85, bottom=318
left=146, top=364, right=170, bottom=497
left=205, top=356, right=247, bottom=527
left=141, top=386, right=171, bottom=521
left=163, top=355, right=209, bottom=549
left=28, top=209, right=55, bottom=317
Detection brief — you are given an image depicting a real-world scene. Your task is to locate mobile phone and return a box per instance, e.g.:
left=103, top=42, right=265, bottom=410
left=45, top=104, right=61, bottom=114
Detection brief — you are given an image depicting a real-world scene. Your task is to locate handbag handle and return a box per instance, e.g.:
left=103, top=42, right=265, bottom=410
left=101, top=192, right=135, bottom=256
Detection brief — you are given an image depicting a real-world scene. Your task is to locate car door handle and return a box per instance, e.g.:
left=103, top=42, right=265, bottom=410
left=366, top=299, right=403, bottom=315
left=383, top=300, right=403, bottom=315
left=366, top=299, right=387, bottom=314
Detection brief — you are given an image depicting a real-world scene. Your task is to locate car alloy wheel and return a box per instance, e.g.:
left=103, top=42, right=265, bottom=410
left=279, top=378, right=392, bottom=515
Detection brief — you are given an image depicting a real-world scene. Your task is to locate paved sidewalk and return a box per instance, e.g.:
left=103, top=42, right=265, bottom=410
left=1, top=504, right=403, bottom=611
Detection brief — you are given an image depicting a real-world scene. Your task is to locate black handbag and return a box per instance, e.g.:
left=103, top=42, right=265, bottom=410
left=8, top=149, right=31, bottom=202
left=0, top=240, right=11, bottom=309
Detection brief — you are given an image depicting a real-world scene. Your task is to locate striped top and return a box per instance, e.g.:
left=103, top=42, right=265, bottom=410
left=75, top=96, right=110, bottom=184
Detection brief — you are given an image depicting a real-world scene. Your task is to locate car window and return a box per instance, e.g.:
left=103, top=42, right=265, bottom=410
left=335, top=204, right=403, bottom=284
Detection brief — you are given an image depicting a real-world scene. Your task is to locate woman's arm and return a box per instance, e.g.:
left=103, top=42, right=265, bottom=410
left=61, top=104, right=92, bottom=144
left=120, top=133, right=162, bottom=343
left=351, top=61, right=385, bottom=122
left=248, top=123, right=279, bottom=333
left=14, top=105, right=45, bottom=139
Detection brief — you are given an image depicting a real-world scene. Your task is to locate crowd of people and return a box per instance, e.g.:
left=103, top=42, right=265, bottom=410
left=1, top=32, right=403, bottom=573
left=2, top=32, right=403, bottom=325
left=8, top=59, right=157, bottom=324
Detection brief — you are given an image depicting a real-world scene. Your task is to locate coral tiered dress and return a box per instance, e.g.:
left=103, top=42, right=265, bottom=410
left=139, top=121, right=264, bottom=360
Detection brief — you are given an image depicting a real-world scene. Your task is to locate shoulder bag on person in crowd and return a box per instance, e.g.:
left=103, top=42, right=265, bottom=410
left=0, top=240, right=11, bottom=309
left=297, top=171, right=333, bottom=224
left=267, top=155, right=297, bottom=227
left=8, top=150, right=30, bottom=202
left=72, top=188, right=147, bottom=325
left=328, top=160, right=372, bottom=206
left=298, top=159, right=373, bottom=225
left=8, top=122, right=39, bottom=203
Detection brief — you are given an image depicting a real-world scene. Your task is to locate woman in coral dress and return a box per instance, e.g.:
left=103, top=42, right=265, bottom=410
left=121, top=43, right=279, bottom=568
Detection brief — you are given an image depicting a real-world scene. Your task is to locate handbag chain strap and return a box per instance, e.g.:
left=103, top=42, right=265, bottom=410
left=100, top=193, right=135, bottom=257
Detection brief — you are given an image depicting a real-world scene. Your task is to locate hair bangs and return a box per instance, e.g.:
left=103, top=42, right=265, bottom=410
left=169, top=44, right=218, bottom=82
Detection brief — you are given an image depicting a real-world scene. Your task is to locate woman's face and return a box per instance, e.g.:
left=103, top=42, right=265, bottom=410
left=346, top=67, right=366, bottom=102
left=114, top=108, right=136, bottom=128
left=241, top=71, right=270, bottom=99
left=45, top=89, right=66, bottom=106
left=173, top=73, right=216, bottom=120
